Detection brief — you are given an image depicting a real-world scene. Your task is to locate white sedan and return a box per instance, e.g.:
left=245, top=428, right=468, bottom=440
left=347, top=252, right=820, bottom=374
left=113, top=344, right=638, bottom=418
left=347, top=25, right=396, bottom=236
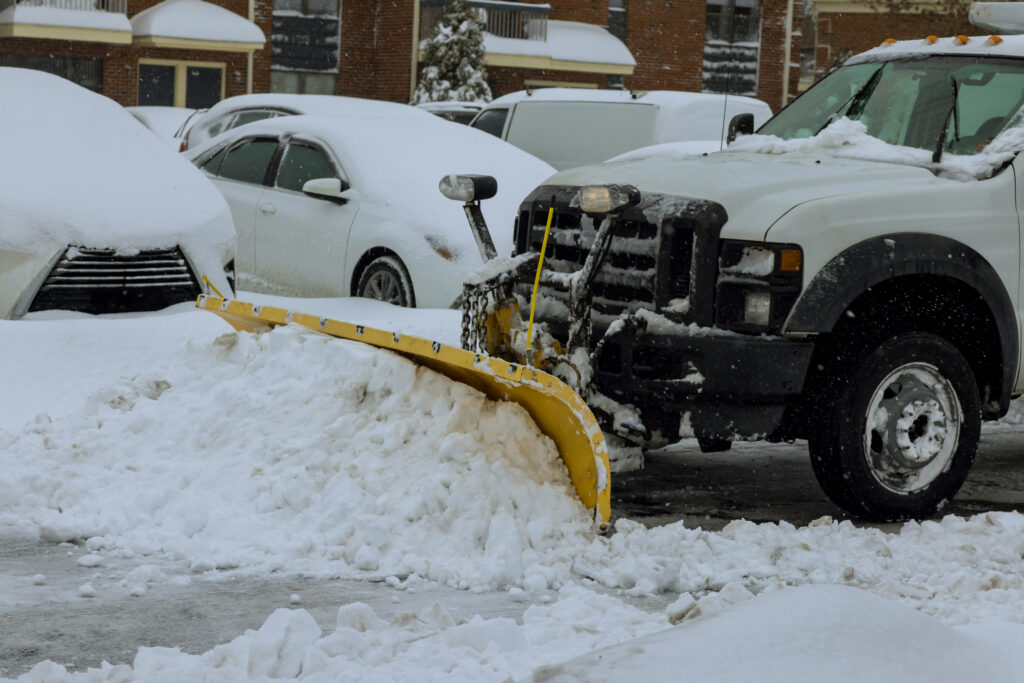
left=187, top=113, right=554, bottom=308
left=0, top=68, right=235, bottom=319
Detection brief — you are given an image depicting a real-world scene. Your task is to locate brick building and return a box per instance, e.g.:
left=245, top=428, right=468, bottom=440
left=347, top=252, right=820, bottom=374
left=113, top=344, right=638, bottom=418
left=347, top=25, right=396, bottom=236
left=1, top=0, right=804, bottom=111
left=275, top=0, right=804, bottom=110
left=0, top=0, right=271, bottom=106
left=807, top=0, right=976, bottom=84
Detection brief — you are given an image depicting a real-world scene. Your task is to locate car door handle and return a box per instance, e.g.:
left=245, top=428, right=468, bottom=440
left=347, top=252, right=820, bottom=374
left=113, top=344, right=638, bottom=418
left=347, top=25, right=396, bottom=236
left=259, top=203, right=277, bottom=216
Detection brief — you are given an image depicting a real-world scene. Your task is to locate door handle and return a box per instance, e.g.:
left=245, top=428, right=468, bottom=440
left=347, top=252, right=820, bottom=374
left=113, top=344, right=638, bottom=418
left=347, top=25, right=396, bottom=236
left=259, top=203, right=277, bottom=215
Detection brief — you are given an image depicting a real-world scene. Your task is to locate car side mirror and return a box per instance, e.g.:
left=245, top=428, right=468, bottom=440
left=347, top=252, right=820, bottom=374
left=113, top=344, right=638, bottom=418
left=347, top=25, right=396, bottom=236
left=302, top=177, right=349, bottom=204
left=727, top=113, right=755, bottom=144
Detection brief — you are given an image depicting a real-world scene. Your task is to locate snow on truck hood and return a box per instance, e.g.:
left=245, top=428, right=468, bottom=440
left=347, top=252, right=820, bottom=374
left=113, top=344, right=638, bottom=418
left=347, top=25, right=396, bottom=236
left=550, top=147, right=936, bottom=242
left=548, top=118, right=1017, bottom=241
left=0, top=68, right=234, bottom=259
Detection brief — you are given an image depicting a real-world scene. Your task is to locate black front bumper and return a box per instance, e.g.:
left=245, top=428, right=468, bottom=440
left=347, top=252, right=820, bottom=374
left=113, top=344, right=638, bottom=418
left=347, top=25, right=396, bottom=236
left=592, top=328, right=814, bottom=441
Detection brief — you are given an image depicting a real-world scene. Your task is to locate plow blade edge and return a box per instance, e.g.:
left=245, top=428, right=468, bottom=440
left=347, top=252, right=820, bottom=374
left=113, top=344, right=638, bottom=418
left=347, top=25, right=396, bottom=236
left=196, top=296, right=611, bottom=529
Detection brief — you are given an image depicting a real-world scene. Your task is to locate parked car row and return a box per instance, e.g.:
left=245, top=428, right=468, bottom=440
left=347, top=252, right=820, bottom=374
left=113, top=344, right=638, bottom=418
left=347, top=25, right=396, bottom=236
left=4, top=67, right=773, bottom=319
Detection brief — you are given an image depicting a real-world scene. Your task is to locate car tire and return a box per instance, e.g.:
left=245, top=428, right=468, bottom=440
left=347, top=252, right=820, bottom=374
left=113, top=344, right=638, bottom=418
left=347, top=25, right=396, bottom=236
left=807, top=332, right=980, bottom=522
left=356, top=256, right=415, bottom=308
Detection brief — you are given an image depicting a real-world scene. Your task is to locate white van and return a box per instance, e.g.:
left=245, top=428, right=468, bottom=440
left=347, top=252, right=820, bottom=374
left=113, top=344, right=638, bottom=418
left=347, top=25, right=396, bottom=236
left=469, top=88, right=773, bottom=170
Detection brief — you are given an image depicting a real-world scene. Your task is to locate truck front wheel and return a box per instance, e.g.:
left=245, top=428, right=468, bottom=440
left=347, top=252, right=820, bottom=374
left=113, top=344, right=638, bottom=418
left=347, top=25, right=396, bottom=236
left=808, top=333, right=980, bottom=521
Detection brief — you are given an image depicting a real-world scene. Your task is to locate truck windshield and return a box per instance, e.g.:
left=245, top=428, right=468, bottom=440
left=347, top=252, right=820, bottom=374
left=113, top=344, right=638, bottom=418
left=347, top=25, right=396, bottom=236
left=759, top=56, right=1024, bottom=156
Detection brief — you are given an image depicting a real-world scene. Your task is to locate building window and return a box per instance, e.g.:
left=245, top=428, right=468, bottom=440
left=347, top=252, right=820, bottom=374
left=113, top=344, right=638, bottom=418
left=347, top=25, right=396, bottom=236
left=0, top=54, right=102, bottom=92
left=702, top=0, right=761, bottom=96
left=608, top=0, right=626, bottom=42
left=270, top=70, right=336, bottom=94
left=138, top=60, right=225, bottom=108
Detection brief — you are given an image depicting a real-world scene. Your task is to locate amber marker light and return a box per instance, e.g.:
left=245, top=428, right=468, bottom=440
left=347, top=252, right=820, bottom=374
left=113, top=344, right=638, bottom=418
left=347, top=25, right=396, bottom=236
left=925, top=35, right=938, bottom=44
left=954, top=35, right=970, bottom=44
left=988, top=35, right=1004, bottom=45
left=779, top=249, right=802, bottom=272
left=882, top=38, right=897, bottom=45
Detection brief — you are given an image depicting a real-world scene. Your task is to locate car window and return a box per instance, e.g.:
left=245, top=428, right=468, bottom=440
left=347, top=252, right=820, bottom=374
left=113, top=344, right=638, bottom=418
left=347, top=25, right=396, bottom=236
left=217, top=138, right=279, bottom=185
left=201, top=113, right=232, bottom=140
left=231, top=110, right=281, bottom=131
left=201, top=146, right=228, bottom=175
left=471, top=108, right=508, bottom=137
left=275, top=143, right=338, bottom=192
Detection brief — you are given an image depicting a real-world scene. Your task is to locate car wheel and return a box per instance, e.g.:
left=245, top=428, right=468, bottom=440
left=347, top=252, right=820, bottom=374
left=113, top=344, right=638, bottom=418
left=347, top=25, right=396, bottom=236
left=356, top=256, right=415, bottom=307
left=808, top=332, right=979, bottom=521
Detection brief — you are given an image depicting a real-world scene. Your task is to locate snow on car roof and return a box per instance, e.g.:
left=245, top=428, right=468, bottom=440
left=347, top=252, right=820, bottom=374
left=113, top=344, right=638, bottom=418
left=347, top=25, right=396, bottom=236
left=848, top=33, right=1024, bottom=64
left=201, top=93, right=434, bottom=119
left=198, top=113, right=555, bottom=255
left=0, top=68, right=233, bottom=255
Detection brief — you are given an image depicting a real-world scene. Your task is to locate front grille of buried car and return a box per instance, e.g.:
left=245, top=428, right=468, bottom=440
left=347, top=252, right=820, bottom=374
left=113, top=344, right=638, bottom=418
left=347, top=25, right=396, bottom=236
left=29, top=246, right=201, bottom=315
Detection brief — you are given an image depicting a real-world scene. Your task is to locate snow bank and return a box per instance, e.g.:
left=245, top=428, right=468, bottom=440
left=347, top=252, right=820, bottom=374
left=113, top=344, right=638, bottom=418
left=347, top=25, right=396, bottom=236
left=10, top=584, right=1024, bottom=682
left=5, top=312, right=1024, bottom=625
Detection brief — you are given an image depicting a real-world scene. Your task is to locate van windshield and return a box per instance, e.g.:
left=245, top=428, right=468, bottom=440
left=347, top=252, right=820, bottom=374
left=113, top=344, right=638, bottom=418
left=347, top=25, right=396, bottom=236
left=759, top=56, right=1024, bottom=156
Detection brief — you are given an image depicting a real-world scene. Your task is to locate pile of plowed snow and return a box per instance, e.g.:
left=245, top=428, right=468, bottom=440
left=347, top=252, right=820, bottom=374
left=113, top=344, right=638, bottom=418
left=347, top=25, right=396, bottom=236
left=6, top=305, right=1024, bottom=622
left=0, top=323, right=592, bottom=590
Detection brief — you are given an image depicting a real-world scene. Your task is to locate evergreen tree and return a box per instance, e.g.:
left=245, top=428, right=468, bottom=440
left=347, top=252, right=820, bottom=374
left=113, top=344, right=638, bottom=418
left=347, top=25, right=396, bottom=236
left=412, top=0, right=492, bottom=104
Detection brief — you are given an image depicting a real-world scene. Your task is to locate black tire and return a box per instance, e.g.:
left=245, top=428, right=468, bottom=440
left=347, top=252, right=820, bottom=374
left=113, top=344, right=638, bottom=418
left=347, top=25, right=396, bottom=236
left=356, top=256, right=415, bottom=307
left=808, top=332, right=980, bottom=521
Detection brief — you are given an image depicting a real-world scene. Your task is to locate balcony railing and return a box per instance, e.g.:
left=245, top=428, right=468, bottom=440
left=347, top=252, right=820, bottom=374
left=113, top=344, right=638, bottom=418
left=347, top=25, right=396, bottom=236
left=419, top=0, right=549, bottom=42
left=0, top=0, right=127, bottom=14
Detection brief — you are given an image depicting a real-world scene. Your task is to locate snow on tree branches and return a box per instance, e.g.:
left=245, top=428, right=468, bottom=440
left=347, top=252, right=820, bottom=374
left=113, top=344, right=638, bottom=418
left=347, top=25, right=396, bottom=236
left=412, top=0, right=492, bottom=105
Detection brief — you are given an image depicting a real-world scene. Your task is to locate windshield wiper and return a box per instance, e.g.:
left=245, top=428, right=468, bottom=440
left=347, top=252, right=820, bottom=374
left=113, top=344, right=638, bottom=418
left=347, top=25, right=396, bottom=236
left=933, top=76, right=960, bottom=163
left=814, top=65, right=885, bottom=136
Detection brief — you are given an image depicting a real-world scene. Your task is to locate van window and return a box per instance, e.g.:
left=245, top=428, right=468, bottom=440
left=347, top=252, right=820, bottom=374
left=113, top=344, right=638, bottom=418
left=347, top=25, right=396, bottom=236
left=472, top=108, right=509, bottom=137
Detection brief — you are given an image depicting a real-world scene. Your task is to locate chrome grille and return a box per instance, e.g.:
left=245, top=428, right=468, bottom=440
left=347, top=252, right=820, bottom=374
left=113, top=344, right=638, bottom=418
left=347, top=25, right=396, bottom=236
left=29, top=246, right=201, bottom=314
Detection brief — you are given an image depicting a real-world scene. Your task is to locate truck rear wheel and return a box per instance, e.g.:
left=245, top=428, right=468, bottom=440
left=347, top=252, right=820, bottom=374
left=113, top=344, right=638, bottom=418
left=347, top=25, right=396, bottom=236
left=808, top=332, right=980, bottom=521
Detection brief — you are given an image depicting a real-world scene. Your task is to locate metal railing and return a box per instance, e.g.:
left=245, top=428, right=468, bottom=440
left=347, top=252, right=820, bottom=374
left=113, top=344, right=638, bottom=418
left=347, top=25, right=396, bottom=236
left=0, top=0, right=127, bottom=14
left=419, top=0, right=549, bottom=42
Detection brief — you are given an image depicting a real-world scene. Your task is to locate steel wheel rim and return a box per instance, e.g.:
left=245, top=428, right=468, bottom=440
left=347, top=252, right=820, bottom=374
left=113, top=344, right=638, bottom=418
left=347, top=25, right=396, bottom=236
left=364, top=270, right=404, bottom=305
left=863, top=361, right=961, bottom=494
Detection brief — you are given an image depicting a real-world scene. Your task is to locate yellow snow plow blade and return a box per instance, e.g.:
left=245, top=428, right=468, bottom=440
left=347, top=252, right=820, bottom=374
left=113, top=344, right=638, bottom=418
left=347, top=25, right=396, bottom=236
left=196, top=296, right=611, bottom=529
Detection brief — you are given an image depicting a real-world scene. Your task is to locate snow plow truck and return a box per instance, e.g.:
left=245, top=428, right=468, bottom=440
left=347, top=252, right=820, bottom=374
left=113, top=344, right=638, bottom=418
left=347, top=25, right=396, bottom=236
left=202, top=1, right=1024, bottom=525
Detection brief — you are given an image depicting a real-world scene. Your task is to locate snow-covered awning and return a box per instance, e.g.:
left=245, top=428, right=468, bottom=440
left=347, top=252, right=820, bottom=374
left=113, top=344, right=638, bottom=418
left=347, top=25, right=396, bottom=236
left=131, top=0, right=264, bottom=52
left=484, top=20, right=635, bottom=75
left=0, top=5, right=132, bottom=44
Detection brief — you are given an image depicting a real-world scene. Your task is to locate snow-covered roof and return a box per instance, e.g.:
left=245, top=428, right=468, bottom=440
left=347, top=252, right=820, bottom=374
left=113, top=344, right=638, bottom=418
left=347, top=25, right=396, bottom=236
left=131, top=0, right=264, bottom=51
left=484, top=20, right=635, bottom=73
left=0, top=5, right=132, bottom=42
left=849, top=33, right=1024, bottom=64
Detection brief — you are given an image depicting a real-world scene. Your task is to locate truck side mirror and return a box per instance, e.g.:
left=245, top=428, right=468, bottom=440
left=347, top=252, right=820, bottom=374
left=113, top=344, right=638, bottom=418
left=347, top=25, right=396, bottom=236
left=727, top=113, right=755, bottom=144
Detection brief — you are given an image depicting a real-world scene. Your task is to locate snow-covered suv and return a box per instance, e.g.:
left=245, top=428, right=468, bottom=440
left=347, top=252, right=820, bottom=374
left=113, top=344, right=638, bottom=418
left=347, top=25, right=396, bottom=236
left=513, top=3, right=1024, bottom=520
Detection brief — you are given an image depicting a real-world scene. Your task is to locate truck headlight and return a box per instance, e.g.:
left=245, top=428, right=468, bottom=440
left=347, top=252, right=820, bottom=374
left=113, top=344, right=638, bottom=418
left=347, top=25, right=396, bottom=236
left=716, top=240, right=803, bottom=332
left=744, top=290, right=772, bottom=326
left=578, top=184, right=641, bottom=214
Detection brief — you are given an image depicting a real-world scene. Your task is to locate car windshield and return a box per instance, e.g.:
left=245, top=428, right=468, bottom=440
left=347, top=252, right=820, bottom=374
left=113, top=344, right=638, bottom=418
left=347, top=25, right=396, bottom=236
left=759, top=56, right=1024, bottom=157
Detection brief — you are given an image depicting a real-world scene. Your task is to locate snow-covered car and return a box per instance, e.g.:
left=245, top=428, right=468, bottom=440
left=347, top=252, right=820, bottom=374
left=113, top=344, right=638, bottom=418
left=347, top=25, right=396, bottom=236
left=127, top=106, right=203, bottom=147
left=187, top=113, right=554, bottom=308
left=0, top=68, right=235, bottom=319
left=179, top=93, right=435, bottom=152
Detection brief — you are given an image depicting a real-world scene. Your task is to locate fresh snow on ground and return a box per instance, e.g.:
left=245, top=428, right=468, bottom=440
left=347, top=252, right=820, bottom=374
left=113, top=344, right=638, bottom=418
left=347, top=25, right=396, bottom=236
left=4, top=296, right=1024, bottom=680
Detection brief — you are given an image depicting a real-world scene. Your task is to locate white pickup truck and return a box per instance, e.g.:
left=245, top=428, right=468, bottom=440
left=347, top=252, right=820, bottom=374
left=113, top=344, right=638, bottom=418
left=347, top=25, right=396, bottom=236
left=504, top=3, right=1024, bottom=521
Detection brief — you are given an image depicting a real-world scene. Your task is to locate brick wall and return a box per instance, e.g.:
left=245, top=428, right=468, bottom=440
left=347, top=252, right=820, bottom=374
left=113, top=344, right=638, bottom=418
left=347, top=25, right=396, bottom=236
left=548, top=0, right=607, bottom=26
left=624, top=0, right=706, bottom=92
left=487, top=65, right=606, bottom=95
left=756, top=0, right=802, bottom=110
left=814, top=10, right=973, bottom=76
left=337, top=0, right=415, bottom=102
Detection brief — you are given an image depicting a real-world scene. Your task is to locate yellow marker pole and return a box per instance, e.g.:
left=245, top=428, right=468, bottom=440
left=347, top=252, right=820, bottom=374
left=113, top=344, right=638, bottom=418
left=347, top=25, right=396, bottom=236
left=202, top=275, right=224, bottom=299
left=527, top=207, right=555, bottom=350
